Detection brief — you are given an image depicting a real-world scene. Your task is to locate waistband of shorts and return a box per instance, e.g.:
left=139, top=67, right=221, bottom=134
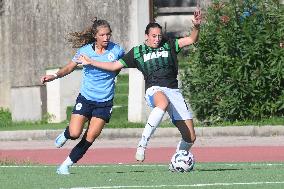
left=78, top=93, right=113, bottom=107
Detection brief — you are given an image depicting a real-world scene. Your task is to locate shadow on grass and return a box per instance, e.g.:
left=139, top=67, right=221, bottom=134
left=116, top=170, right=145, bottom=174
left=197, top=167, right=262, bottom=172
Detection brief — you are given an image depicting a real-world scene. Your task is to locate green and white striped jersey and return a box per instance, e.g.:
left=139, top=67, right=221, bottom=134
left=119, top=38, right=182, bottom=90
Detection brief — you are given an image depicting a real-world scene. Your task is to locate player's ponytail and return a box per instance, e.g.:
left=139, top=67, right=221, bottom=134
left=67, top=17, right=112, bottom=48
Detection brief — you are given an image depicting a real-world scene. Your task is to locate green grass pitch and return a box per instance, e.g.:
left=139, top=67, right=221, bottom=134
left=1, top=163, right=284, bottom=189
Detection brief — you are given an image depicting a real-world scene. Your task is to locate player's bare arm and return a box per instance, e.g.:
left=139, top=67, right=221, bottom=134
left=77, top=54, right=124, bottom=71
left=178, top=9, right=202, bottom=48
left=40, top=61, right=77, bottom=84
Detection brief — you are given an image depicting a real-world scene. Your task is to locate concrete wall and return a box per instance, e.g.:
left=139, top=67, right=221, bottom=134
left=155, top=15, right=194, bottom=37
left=9, top=0, right=130, bottom=87
left=0, top=0, right=133, bottom=121
left=11, top=85, right=46, bottom=121
left=154, top=0, right=212, bottom=37
left=0, top=0, right=131, bottom=108
left=0, top=0, right=11, bottom=109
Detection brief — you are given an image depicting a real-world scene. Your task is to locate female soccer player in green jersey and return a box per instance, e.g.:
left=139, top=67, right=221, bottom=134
left=77, top=9, right=202, bottom=162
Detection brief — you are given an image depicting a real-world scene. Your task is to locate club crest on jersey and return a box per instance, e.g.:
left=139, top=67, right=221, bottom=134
left=143, top=51, right=168, bottom=62
left=107, top=52, right=115, bottom=61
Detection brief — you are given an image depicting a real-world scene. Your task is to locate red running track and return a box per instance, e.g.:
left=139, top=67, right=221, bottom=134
left=1, top=147, right=284, bottom=165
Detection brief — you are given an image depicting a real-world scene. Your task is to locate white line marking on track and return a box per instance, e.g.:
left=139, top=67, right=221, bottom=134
left=61, top=181, right=284, bottom=189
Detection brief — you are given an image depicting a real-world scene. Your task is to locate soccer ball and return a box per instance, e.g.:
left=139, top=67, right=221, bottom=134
left=169, top=150, right=195, bottom=172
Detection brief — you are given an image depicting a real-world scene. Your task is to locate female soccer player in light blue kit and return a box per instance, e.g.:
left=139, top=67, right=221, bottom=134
left=41, top=18, right=124, bottom=174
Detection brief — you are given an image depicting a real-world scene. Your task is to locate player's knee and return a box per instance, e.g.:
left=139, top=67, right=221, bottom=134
left=156, top=101, right=169, bottom=111
left=191, top=135, right=196, bottom=143
left=182, top=134, right=196, bottom=144
left=69, top=131, right=80, bottom=140
left=85, top=133, right=100, bottom=142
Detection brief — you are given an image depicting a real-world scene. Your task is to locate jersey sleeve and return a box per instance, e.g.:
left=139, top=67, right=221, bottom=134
left=175, top=38, right=182, bottom=53
left=117, top=46, right=125, bottom=59
left=119, top=48, right=136, bottom=68
left=169, top=38, right=181, bottom=54
left=71, top=48, right=82, bottom=64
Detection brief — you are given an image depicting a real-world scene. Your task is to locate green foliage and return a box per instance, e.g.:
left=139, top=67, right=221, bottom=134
left=39, top=113, right=55, bottom=124
left=113, top=94, right=128, bottom=105
left=0, top=108, right=12, bottom=127
left=114, top=74, right=129, bottom=105
left=182, top=0, right=284, bottom=122
left=108, top=74, right=145, bottom=128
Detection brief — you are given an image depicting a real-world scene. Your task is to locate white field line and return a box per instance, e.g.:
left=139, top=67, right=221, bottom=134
left=1, top=163, right=284, bottom=168
left=61, top=181, right=284, bottom=189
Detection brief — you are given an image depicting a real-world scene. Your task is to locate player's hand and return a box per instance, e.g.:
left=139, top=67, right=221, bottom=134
left=192, top=9, right=202, bottom=28
left=40, top=75, right=56, bottom=84
left=77, top=54, right=93, bottom=65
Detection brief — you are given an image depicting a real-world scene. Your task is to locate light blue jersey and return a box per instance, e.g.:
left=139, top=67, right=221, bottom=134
left=72, top=42, right=124, bottom=102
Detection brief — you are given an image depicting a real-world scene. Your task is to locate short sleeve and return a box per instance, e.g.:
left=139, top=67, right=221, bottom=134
left=119, top=48, right=136, bottom=68
left=71, top=49, right=81, bottom=64
left=169, top=38, right=181, bottom=54
left=174, top=38, right=182, bottom=53
left=117, top=46, right=125, bottom=59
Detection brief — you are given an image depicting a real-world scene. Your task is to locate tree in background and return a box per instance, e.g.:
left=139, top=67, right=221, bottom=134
left=182, top=0, right=284, bottom=123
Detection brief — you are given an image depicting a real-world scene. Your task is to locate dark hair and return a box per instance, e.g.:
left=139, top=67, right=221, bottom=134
left=67, top=17, right=112, bottom=48
left=92, top=18, right=112, bottom=36
left=145, top=22, right=162, bottom=35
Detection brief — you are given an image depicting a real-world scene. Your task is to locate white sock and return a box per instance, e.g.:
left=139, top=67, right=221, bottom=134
left=62, top=156, right=74, bottom=167
left=176, top=139, right=193, bottom=152
left=138, top=107, right=165, bottom=147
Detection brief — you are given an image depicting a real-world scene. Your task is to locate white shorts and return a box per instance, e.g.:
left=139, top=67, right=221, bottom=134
left=145, top=86, right=193, bottom=123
